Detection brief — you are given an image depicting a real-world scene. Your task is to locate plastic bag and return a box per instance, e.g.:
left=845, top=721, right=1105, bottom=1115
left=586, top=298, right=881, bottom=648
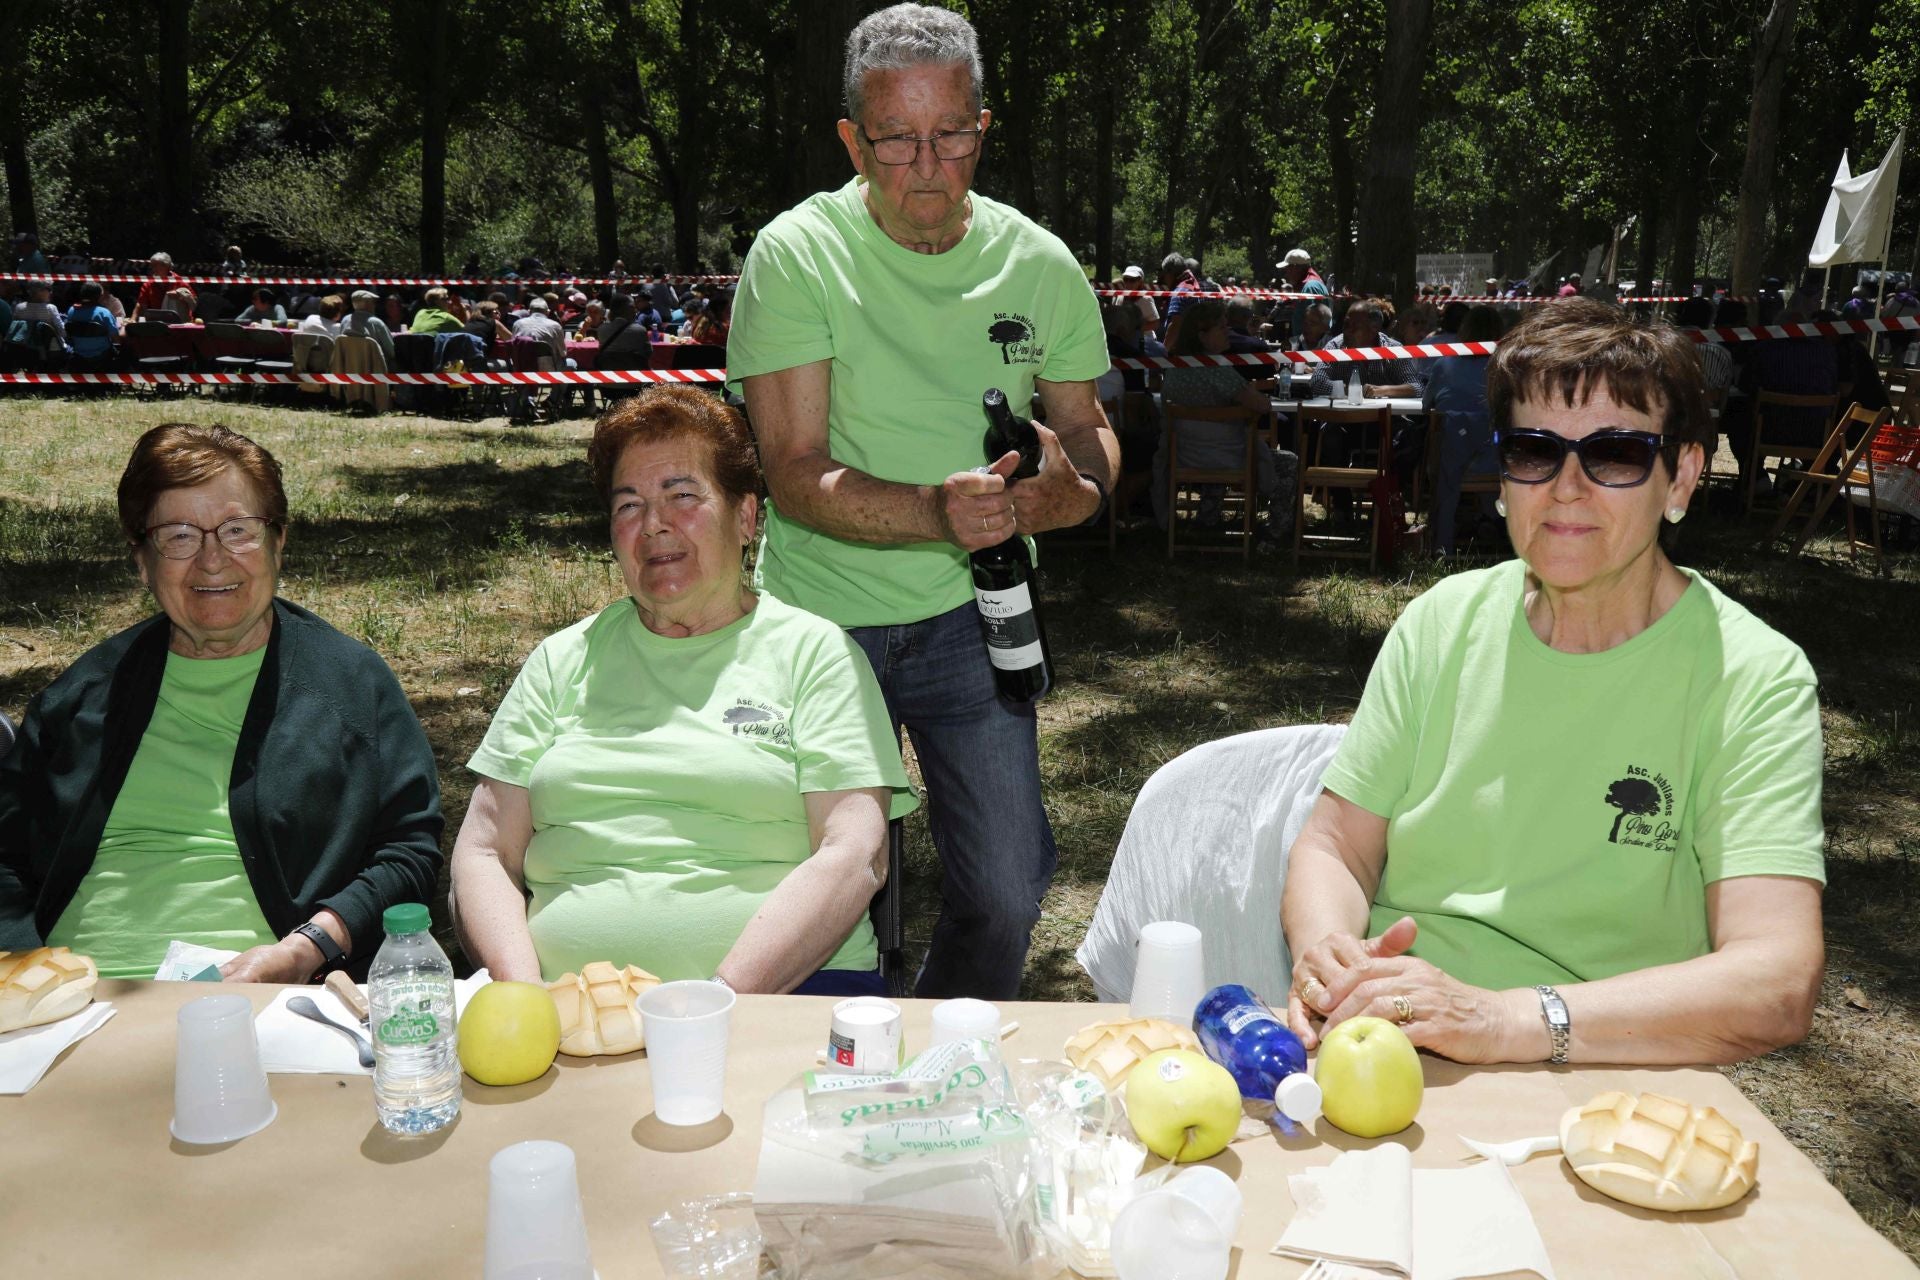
left=753, top=1039, right=1057, bottom=1278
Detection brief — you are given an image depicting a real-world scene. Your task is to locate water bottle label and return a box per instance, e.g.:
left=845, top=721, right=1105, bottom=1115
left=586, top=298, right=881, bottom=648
left=1224, top=1004, right=1280, bottom=1036
left=974, top=583, right=1043, bottom=671
left=377, top=995, right=443, bottom=1046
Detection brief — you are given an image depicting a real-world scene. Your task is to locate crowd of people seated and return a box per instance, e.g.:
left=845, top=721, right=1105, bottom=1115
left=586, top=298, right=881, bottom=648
left=1, top=243, right=736, bottom=417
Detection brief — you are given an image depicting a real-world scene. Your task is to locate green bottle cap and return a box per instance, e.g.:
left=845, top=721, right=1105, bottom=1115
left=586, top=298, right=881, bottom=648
left=382, top=903, right=430, bottom=935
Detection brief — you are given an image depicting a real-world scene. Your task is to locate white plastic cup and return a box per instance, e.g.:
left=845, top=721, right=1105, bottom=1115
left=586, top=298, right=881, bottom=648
left=826, top=995, right=903, bottom=1071
left=170, top=994, right=277, bottom=1144
left=1128, top=921, right=1205, bottom=1022
left=928, top=997, right=1000, bottom=1048
left=637, top=980, right=736, bottom=1126
left=1109, top=1166, right=1244, bottom=1280
left=484, top=1140, right=595, bottom=1280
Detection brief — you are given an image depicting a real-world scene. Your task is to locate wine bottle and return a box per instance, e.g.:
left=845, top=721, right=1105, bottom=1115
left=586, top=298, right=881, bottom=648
left=971, top=534, right=1053, bottom=702
left=971, top=390, right=1052, bottom=703
left=982, top=387, right=1042, bottom=479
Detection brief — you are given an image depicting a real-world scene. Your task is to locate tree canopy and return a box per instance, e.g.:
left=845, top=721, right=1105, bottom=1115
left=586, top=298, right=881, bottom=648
left=1, top=0, right=1913, bottom=296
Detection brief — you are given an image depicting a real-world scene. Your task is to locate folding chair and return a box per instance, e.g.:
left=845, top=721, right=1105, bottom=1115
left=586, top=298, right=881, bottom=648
left=1294, top=404, right=1392, bottom=571
left=1746, top=390, right=1841, bottom=513
left=1767, top=404, right=1891, bottom=572
left=120, top=321, right=192, bottom=383
left=1164, top=406, right=1263, bottom=559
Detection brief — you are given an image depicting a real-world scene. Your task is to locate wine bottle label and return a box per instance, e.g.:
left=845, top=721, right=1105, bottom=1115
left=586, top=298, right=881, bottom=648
left=974, top=582, right=1044, bottom=671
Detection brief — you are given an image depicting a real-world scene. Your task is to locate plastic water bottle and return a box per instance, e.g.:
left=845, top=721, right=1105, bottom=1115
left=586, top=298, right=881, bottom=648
left=1193, top=983, right=1322, bottom=1129
left=369, top=902, right=461, bottom=1135
left=1346, top=370, right=1362, bottom=405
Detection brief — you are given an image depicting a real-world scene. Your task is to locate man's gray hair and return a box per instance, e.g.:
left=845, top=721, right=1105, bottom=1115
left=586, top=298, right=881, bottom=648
left=845, top=4, right=982, bottom=123
left=1308, top=302, right=1334, bottom=322
left=1160, top=252, right=1187, bottom=274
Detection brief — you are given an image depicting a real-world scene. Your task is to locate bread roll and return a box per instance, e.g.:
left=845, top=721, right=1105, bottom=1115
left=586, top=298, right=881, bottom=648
left=546, top=962, right=661, bottom=1057
left=1064, top=1016, right=1202, bottom=1089
left=0, top=947, right=99, bottom=1033
left=1560, top=1090, right=1759, bottom=1212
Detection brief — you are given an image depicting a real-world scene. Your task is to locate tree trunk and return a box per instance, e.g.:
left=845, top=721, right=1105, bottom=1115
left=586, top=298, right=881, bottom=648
left=670, top=0, right=704, bottom=270
left=797, top=0, right=862, bottom=203
left=418, top=0, right=449, bottom=275
left=1352, top=0, right=1434, bottom=305
left=1729, top=0, right=1798, bottom=298
left=155, top=0, right=197, bottom=255
left=1635, top=179, right=1660, bottom=295
left=1324, top=78, right=1357, bottom=288
left=1666, top=68, right=1711, bottom=294
left=1158, top=74, right=1194, bottom=258
left=1, top=96, right=32, bottom=238
left=1093, top=73, right=1115, bottom=281
left=583, top=95, right=621, bottom=268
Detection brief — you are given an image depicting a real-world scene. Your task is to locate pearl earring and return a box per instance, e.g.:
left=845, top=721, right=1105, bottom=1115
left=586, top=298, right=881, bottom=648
left=1495, top=497, right=1508, bottom=517
left=1666, top=507, right=1686, bottom=524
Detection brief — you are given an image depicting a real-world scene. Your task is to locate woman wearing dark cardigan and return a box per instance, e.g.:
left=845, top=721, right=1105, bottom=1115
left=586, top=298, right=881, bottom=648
left=0, top=424, right=443, bottom=981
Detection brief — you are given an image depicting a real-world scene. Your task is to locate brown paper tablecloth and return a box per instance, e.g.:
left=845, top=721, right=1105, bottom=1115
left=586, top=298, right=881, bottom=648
left=1, top=981, right=1912, bottom=1278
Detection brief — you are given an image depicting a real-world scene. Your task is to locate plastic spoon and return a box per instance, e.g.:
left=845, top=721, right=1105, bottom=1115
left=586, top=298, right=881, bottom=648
left=287, top=995, right=376, bottom=1068
left=1459, top=1133, right=1561, bottom=1165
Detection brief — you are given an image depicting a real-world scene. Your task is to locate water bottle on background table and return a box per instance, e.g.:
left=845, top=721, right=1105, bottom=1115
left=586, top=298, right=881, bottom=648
left=1193, top=983, right=1321, bottom=1131
left=370, top=902, right=462, bottom=1135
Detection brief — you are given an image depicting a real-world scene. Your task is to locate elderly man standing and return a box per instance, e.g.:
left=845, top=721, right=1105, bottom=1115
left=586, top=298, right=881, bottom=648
left=730, top=3, right=1115, bottom=1000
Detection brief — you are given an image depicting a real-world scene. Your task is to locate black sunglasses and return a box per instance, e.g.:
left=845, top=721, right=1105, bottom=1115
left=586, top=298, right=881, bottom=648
left=1494, top=428, right=1679, bottom=488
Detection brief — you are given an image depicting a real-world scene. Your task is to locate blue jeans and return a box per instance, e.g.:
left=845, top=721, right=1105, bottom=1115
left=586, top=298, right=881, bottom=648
left=791, top=969, right=887, bottom=997
left=850, top=601, right=1056, bottom=1001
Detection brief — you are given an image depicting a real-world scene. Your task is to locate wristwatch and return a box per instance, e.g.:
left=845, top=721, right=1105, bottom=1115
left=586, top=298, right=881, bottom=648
left=1076, top=470, right=1109, bottom=525
left=292, top=922, right=348, bottom=976
left=710, top=973, right=735, bottom=992
left=1536, top=985, right=1571, bottom=1064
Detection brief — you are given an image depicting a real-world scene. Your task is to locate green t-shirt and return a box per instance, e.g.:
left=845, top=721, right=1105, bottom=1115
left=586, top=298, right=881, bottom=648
left=49, top=648, right=277, bottom=979
left=727, top=177, right=1110, bottom=627
left=1318, top=560, right=1825, bottom=991
left=466, top=593, right=917, bottom=982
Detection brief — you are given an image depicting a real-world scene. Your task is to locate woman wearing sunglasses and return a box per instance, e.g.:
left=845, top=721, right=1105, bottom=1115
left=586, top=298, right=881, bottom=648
left=1281, top=299, right=1824, bottom=1066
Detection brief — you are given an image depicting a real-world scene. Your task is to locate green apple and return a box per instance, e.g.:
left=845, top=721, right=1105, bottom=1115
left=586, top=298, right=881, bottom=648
left=1124, top=1048, right=1243, bottom=1163
left=1314, top=1016, right=1423, bottom=1137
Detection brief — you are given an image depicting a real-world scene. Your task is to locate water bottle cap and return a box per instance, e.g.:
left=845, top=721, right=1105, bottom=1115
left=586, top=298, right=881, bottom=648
left=382, top=903, right=430, bottom=935
left=1276, top=1072, right=1323, bottom=1124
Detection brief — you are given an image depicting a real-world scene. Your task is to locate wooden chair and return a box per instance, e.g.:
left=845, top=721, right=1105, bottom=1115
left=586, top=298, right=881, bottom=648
left=1691, top=383, right=1738, bottom=506
left=1416, top=408, right=1500, bottom=540
left=1164, top=404, right=1263, bottom=559
left=1767, top=404, right=1891, bottom=572
left=1294, top=404, right=1391, bottom=571
left=1746, top=390, right=1841, bottom=513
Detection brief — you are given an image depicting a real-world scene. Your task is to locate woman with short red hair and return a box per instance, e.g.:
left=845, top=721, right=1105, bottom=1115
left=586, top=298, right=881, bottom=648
left=0, top=424, right=443, bottom=982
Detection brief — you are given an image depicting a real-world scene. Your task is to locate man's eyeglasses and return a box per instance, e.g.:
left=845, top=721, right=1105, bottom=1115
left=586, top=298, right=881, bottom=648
left=859, top=126, right=983, bottom=166
left=1494, top=428, right=1679, bottom=489
left=145, top=516, right=279, bottom=559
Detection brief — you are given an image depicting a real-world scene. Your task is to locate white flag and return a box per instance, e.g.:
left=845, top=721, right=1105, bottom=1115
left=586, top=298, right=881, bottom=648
left=1809, top=129, right=1904, bottom=267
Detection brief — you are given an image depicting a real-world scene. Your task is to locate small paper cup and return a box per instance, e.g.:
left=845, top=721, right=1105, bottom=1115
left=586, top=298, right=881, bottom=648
left=484, top=1140, right=595, bottom=1280
left=929, top=997, right=1001, bottom=1047
left=1129, top=920, right=1206, bottom=1023
left=170, top=995, right=277, bottom=1145
left=1110, top=1166, right=1243, bottom=1280
left=637, top=981, right=736, bottom=1126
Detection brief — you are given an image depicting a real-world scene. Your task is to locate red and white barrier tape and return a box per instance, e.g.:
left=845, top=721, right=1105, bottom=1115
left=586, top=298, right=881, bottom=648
left=0, top=367, right=727, bottom=386
left=1092, top=289, right=1690, bottom=305
left=6, top=318, right=1911, bottom=387
left=0, top=272, right=739, bottom=288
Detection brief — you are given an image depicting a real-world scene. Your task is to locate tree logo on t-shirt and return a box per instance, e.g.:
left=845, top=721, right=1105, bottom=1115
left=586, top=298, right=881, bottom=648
left=1602, top=766, right=1677, bottom=851
left=987, top=312, right=1044, bottom=365
left=724, top=698, right=791, bottom=746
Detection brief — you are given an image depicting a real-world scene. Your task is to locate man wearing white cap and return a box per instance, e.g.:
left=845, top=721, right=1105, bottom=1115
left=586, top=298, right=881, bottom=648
left=1279, top=247, right=1329, bottom=337
left=1119, top=264, right=1159, bottom=330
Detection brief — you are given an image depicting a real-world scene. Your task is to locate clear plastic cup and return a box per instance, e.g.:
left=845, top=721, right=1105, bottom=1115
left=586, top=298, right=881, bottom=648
left=170, top=994, right=277, bottom=1145
left=1109, top=1166, right=1243, bottom=1280
left=1128, top=921, right=1206, bottom=1022
left=637, top=981, right=736, bottom=1126
left=484, top=1140, right=595, bottom=1280
left=929, top=997, right=1001, bottom=1047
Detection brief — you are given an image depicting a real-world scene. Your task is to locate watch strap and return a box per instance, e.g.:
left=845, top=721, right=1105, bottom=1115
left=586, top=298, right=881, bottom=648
left=292, top=922, right=347, bottom=975
left=1536, top=984, right=1571, bottom=1064
left=1076, top=469, right=1109, bottom=526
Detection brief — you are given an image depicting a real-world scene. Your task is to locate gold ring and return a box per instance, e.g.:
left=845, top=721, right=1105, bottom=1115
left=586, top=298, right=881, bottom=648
left=1299, top=976, right=1325, bottom=1006
left=1391, top=994, right=1414, bottom=1023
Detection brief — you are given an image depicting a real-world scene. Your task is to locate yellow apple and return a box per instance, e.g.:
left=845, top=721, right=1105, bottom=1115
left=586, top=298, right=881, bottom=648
left=1124, top=1048, right=1243, bottom=1163
left=457, top=981, right=562, bottom=1087
left=1314, top=1016, right=1423, bottom=1137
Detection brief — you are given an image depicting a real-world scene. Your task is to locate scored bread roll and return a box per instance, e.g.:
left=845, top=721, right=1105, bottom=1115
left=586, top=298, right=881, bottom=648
left=1560, top=1090, right=1759, bottom=1212
left=0, top=947, right=99, bottom=1033
left=546, top=961, right=662, bottom=1057
left=1064, top=1016, right=1202, bottom=1089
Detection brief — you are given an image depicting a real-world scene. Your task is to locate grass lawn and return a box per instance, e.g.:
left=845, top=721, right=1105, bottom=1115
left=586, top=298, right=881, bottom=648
left=3, top=392, right=1918, bottom=1256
